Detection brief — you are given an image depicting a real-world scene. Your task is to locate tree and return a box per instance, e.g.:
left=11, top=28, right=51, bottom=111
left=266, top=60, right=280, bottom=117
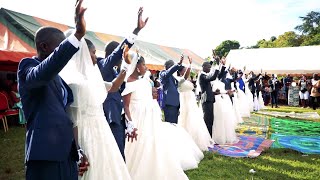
left=295, top=11, right=320, bottom=46
left=214, top=40, right=240, bottom=58
left=301, top=33, right=320, bottom=46
left=256, top=39, right=275, bottom=48
left=295, top=11, right=320, bottom=36
left=273, top=31, right=302, bottom=47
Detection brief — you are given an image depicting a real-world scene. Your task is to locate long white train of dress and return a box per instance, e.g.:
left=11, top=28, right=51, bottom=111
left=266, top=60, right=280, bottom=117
left=123, top=78, right=203, bottom=180
left=211, top=80, right=239, bottom=145
left=177, top=78, right=212, bottom=151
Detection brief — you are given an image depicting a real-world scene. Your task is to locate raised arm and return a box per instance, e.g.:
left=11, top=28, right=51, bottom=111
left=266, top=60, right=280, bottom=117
left=160, top=54, right=184, bottom=80
left=183, top=56, right=192, bottom=80
left=18, top=0, right=86, bottom=90
left=99, top=7, right=148, bottom=70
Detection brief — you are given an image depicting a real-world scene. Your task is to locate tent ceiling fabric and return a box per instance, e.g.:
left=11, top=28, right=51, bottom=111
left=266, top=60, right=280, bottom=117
left=0, top=8, right=204, bottom=71
left=226, top=46, right=320, bottom=74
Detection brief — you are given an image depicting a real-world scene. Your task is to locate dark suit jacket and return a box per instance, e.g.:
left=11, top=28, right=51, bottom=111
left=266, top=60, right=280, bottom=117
left=98, top=38, right=133, bottom=124
left=199, top=66, right=226, bottom=103
left=18, top=39, right=78, bottom=162
left=248, top=75, right=260, bottom=93
left=159, top=64, right=183, bottom=107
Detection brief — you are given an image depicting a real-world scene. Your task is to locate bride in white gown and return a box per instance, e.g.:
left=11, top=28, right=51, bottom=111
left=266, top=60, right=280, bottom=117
left=244, top=76, right=254, bottom=112
left=60, top=37, right=131, bottom=180
left=122, top=53, right=203, bottom=180
left=236, top=81, right=251, bottom=118
left=176, top=57, right=212, bottom=151
left=211, top=79, right=238, bottom=145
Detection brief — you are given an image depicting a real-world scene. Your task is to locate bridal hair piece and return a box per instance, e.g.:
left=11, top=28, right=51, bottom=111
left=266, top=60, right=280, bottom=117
left=59, top=29, right=108, bottom=126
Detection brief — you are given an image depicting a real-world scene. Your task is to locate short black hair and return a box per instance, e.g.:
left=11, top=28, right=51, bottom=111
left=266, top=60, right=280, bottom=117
left=202, top=61, right=211, bottom=67
left=104, top=41, right=119, bottom=58
left=35, top=27, right=64, bottom=53
left=137, top=55, right=145, bottom=64
left=164, top=60, right=174, bottom=70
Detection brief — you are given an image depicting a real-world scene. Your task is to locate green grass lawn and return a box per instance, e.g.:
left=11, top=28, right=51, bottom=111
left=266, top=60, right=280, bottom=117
left=1, top=126, right=320, bottom=180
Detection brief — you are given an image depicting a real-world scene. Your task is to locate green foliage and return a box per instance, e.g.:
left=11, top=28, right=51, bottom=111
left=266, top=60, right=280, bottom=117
left=214, top=40, right=240, bottom=58
left=301, top=33, right=320, bottom=46
left=250, top=11, right=320, bottom=49
left=295, top=11, right=320, bottom=36
left=273, top=31, right=302, bottom=47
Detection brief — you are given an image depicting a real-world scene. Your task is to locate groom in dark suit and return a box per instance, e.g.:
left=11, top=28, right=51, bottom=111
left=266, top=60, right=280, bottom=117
left=97, top=7, right=148, bottom=161
left=18, top=1, right=88, bottom=179
left=199, top=58, right=226, bottom=137
left=160, top=55, right=184, bottom=123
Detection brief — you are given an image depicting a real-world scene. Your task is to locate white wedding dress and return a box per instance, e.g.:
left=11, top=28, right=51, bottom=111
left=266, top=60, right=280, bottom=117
left=244, top=78, right=254, bottom=112
left=60, top=38, right=131, bottom=180
left=211, top=80, right=239, bottom=145
left=177, top=77, right=212, bottom=151
left=258, top=93, right=265, bottom=109
left=231, top=82, right=243, bottom=124
left=123, top=78, right=203, bottom=180
left=236, top=82, right=251, bottom=118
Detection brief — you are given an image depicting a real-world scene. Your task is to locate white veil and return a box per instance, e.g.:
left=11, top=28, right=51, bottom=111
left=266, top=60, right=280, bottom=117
left=124, top=51, right=139, bottom=82
left=59, top=30, right=108, bottom=126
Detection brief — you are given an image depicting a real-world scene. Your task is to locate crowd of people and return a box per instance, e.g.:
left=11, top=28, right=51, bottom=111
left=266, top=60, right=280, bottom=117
left=9, top=1, right=320, bottom=180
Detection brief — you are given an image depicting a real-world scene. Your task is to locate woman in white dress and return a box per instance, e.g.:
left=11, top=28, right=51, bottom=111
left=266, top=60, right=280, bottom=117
left=60, top=37, right=131, bottom=180
left=243, top=76, right=254, bottom=112
left=231, top=81, right=243, bottom=124
left=122, top=53, right=203, bottom=180
left=236, top=81, right=251, bottom=118
left=176, top=56, right=212, bottom=151
left=211, top=79, right=238, bottom=145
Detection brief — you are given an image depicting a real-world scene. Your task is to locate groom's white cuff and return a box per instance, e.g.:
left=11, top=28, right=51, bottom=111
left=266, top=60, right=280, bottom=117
left=127, top=33, right=138, bottom=44
left=68, top=34, right=80, bottom=48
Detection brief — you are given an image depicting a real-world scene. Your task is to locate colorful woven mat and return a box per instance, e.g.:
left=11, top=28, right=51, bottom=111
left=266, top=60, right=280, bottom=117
left=209, top=135, right=274, bottom=158
left=271, top=134, right=320, bottom=154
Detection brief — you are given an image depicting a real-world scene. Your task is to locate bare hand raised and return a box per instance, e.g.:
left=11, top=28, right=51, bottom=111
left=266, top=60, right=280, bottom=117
left=178, top=54, right=184, bottom=65
left=220, top=57, right=226, bottom=65
left=133, top=7, right=149, bottom=35
left=74, top=0, right=87, bottom=40
left=188, top=56, right=192, bottom=64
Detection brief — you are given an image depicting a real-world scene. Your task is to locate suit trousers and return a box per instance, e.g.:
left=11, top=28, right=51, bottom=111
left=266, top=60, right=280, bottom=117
left=202, top=101, right=214, bottom=137
left=163, top=105, right=180, bottom=124
left=271, top=91, right=279, bottom=106
left=26, top=155, right=77, bottom=180
left=109, top=115, right=126, bottom=161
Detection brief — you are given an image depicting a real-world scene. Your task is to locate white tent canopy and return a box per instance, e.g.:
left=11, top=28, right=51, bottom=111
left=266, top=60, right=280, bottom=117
left=226, top=46, right=320, bottom=74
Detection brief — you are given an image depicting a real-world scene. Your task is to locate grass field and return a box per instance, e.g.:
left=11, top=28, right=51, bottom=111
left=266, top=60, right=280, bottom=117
left=1, top=126, right=319, bottom=180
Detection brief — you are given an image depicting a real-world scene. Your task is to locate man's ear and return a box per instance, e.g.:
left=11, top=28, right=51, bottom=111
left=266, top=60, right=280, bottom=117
left=39, top=42, right=48, bottom=52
